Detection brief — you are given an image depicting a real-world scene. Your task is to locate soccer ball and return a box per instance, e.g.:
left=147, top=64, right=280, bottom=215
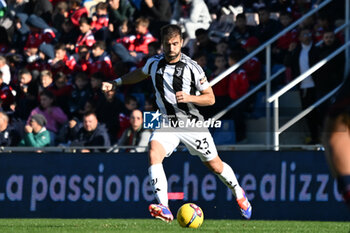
left=176, top=203, right=204, bottom=228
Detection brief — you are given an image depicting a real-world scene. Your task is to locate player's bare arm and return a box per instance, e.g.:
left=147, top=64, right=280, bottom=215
left=102, top=68, right=149, bottom=92
left=176, top=87, right=215, bottom=106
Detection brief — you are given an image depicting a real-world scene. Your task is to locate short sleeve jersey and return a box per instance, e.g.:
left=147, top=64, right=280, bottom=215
left=142, top=53, right=210, bottom=122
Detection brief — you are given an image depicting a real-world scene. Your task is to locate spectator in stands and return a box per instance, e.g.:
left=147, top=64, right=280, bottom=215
left=19, top=113, right=51, bottom=147
left=118, top=95, right=138, bottom=138
left=38, top=69, right=54, bottom=93
left=91, top=2, right=109, bottom=30
left=144, top=96, right=157, bottom=112
left=0, top=111, right=21, bottom=146
left=273, top=11, right=298, bottom=63
left=7, top=0, right=30, bottom=17
left=228, top=13, right=256, bottom=50
left=69, top=17, right=96, bottom=53
left=208, top=54, right=231, bottom=118
left=316, top=30, right=344, bottom=98
left=314, top=12, right=343, bottom=44
left=116, top=17, right=157, bottom=64
left=171, top=0, right=211, bottom=40
left=66, top=45, right=91, bottom=73
left=89, top=41, right=113, bottom=79
left=52, top=1, right=69, bottom=32
left=91, top=2, right=109, bottom=40
left=59, top=18, right=80, bottom=45
left=96, top=86, right=123, bottom=143
left=31, top=0, right=53, bottom=24
left=255, top=7, right=283, bottom=43
left=316, top=30, right=345, bottom=125
left=11, top=13, right=30, bottom=52
left=193, top=51, right=212, bottom=78
left=241, top=37, right=262, bottom=86
left=48, top=72, right=72, bottom=115
left=27, top=90, right=68, bottom=138
left=137, top=0, right=172, bottom=39
left=67, top=0, right=88, bottom=28
left=191, top=28, right=216, bottom=60
left=68, top=72, right=91, bottom=119
left=107, top=0, right=135, bottom=37
left=284, top=27, right=321, bottom=144
left=0, top=56, right=11, bottom=85
left=38, top=43, right=55, bottom=68
left=115, top=109, right=151, bottom=152
left=90, top=72, right=105, bottom=103
left=0, top=71, right=15, bottom=112
left=215, top=39, right=230, bottom=57
left=69, top=111, right=111, bottom=152
left=24, top=14, right=56, bottom=52
left=227, top=50, right=249, bottom=143
left=14, top=69, right=39, bottom=120
left=49, top=43, right=71, bottom=75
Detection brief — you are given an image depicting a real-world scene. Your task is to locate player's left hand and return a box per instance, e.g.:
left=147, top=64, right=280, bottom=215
left=176, top=91, right=191, bottom=103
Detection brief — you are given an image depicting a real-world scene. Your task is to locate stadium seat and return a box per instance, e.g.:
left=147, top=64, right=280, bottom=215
left=212, top=120, right=236, bottom=145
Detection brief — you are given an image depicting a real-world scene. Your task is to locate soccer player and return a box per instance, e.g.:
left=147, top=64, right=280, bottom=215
left=102, top=24, right=252, bottom=222
left=323, top=76, right=350, bottom=210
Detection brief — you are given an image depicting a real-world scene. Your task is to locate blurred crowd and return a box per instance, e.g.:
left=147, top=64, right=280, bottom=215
left=0, top=0, right=346, bottom=150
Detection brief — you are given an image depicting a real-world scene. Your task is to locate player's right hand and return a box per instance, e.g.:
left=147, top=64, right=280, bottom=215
left=102, top=82, right=114, bottom=92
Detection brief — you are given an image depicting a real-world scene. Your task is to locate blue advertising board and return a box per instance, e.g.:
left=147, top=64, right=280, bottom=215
left=0, top=151, right=349, bottom=220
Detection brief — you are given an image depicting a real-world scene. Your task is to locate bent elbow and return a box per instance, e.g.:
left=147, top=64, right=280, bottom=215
left=209, top=96, right=215, bottom=106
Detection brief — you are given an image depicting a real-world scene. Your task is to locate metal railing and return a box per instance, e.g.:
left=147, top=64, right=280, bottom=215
left=268, top=41, right=350, bottom=149
left=210, top=0, right=350, bottom=147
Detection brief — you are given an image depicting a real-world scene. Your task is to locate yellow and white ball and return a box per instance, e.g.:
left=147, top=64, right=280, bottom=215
left=176, top=203, right=204, bottom=228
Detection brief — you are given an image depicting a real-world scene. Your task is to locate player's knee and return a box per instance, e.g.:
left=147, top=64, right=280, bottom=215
left=148, top=141, right=166, bottom=165
left=148, top=148, right=162, bottom=164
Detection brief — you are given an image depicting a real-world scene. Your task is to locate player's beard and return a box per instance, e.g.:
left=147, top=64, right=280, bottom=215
left=165, top=51, right=181, bottom=62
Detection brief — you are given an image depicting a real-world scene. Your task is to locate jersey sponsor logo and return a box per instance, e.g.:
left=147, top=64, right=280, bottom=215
left=143, top=110, right=162, bottom=129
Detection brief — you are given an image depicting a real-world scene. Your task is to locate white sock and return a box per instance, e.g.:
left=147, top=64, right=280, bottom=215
left=217, top=162, right=244, bottom=199
left=148, top=163, right=169, bottom=207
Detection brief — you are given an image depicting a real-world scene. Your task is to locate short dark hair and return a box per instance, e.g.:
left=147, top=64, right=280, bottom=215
left=54, top=72, right=67, bottom=82
left=195, top=28, right=208, bottom=37
left=54, top=43, right=66, bottom=51
left=40, top=89, right=54, bottom=98
left=96, top=2, right=108, bottom=10
left=79, top=17, right=91, bottom=25
left=135, top=17, right=150, bottom=28
left=92, top=41, right=106, bottom=50
left=160, top=24, right=183, bottom=42
left=74, top=72, right=88, bottom=81
left=18, top=68, right=31, bottom=76
left=84, top=111, right=97, bottom=119
left=236, top=13, right=246, bottom=20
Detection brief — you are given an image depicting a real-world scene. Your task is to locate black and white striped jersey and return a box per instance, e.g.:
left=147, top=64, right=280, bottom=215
left=142, top=53, right=210, bottom=123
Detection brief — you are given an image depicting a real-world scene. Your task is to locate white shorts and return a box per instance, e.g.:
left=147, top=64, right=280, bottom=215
left=149, top=127, right=218, bottom=162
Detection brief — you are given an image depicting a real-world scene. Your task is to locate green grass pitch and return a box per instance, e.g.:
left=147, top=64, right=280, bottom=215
left=0, top=219, right=349, bottom=233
